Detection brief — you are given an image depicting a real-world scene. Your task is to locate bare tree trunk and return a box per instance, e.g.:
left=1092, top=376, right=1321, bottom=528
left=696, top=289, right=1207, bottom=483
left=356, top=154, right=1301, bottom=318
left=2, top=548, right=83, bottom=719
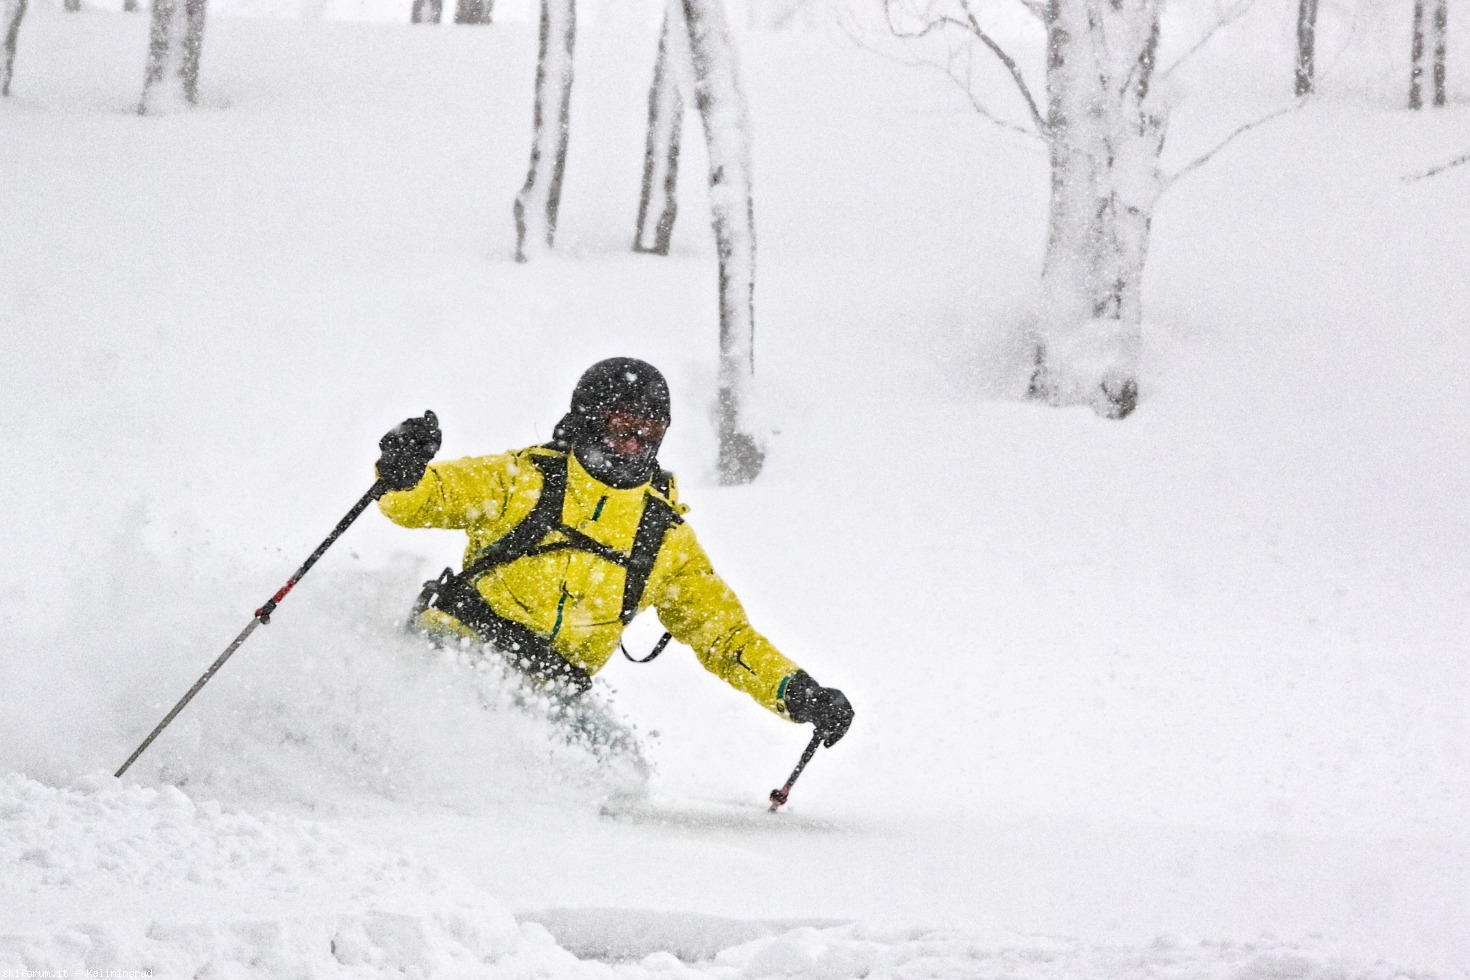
left=677, top=0, right=764, bottom=483
left=1407, top=0, right=1449, bottom=108
left=1431, top=0, right=1447, bottom=107
left=124, top=0, right=138, bottom=11
left=1295, top=0, right=1319, bottom=96
left=634, top=2, right=686, bottom=255
left=1410, top=0, right=1426, bottom=109
left=63, top=0, right=79, bottom=12
left=455, top=0, right=491, bottom=23
left=1030, top=0, right=1164, bottom=420
left=513, top=0, right=575, bottom=262
left=138, top=0, right=208, bottom=114
left=411, top=0, right=444, bottom=23
left=1407, top=0, right=1448, bottom=108
left=179, top=0, right=204, bottom=98
left=2, top=0, right=27, bottom=98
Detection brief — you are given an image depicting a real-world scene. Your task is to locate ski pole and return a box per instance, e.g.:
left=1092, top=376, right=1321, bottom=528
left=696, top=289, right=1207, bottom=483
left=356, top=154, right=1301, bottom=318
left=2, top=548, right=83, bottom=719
left=114, top=479, right=387, bottom=778
left=768, top=730, right=824, bottom=812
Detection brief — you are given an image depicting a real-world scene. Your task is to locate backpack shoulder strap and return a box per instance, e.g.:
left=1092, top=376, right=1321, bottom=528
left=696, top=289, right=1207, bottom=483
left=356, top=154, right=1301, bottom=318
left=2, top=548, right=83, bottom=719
left=619, top=469, right=684, bottom=624
left=461, top=449, right=569, bottom=582
left=458, top=452, right=681, bottom=623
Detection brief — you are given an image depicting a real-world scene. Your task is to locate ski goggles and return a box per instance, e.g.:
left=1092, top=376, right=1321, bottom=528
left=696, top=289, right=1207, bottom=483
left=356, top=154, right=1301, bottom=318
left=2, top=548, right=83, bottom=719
left=603, top=410, right=668, bottom=443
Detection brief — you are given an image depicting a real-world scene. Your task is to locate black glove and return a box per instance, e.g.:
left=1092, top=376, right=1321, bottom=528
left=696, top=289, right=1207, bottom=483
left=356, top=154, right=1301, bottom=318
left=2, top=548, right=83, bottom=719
left=784, top=670, right=854, bottom=747
left=376, top=410, right=441, bottom=492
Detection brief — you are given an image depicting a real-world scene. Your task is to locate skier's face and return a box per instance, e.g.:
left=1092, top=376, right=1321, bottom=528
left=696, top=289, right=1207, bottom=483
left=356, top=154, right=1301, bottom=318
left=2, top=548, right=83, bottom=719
left=600, top=409, right=668, bottom=458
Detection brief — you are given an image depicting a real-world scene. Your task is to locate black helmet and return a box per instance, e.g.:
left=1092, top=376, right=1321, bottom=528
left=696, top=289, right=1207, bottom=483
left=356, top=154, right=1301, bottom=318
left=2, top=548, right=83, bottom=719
left=554, top=357, right=670, bottom=488
left=569, top=357, right=671, bottom=425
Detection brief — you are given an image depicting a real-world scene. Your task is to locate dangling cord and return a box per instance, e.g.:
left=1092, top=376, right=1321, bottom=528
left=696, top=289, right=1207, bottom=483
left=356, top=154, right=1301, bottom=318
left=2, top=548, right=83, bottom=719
left=621, top=631, right=672, bottom=663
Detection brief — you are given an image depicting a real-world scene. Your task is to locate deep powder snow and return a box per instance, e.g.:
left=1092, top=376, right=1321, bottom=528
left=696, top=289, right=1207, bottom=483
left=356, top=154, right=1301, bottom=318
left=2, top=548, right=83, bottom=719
left=1, top=0, right=1466, bottom=976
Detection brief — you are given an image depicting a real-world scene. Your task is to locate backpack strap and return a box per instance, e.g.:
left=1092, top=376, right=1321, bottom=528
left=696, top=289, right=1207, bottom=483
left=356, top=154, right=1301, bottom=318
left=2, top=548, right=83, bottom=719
left=460, top=450, right=569, bottom=582
left=456, top=450, right=683, bottom=624
left=620, top=468, right=682, bottom=624
left=621, top=631, right=672, bottom=664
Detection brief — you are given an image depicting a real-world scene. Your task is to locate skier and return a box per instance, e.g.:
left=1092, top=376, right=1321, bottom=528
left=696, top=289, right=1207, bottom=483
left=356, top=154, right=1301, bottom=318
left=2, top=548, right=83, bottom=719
left=374, top=357, right=854, bottom=748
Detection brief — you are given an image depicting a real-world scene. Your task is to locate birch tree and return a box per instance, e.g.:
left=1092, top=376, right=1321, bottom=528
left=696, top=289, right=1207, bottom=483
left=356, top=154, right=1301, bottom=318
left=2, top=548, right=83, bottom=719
left=518, top=0, right=764, bottom=481
left=1028, top=0, right=1164, bottom=418
left=513, top=0, right=575, bottom=261
left=411, top=0, right=444, bottom=23
left=455, top=0, right=491, bottom=23
left=1295, top=0, right=1318, bottom=96
left=1409, top=0, right=1447, bottom=109
left=634, top=4, right=686, bottom=256
left=138, top=0, right=208, bottom=115
left=676, top=0, right=765, bottom=482
left=629, top=0, right=763, bottom=480
left=883, top=0, right=1291, bottom=419
left=2, top=0, right=25, bottom=98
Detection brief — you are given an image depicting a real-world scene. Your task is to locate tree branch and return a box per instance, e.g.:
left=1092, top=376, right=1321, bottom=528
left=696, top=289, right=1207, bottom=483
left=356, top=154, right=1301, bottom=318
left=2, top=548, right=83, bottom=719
left=879, top=0, right=1045, bottom=137
left=883, top=1, right=969, bottom=43
left=1163, top=0, right=1260, bottom=78
left=957, top=0, right=1047, bottom=133
left=1403, top=151, right=1470, bottom=182
left=949, top=56, right=1045, bottom=136
left=1163, top=99, right=1303, bottom=190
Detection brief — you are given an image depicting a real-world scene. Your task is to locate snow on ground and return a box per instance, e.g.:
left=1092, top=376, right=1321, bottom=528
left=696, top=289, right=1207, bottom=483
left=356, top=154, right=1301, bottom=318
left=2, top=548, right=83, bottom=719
left=12, top=764, right=1440, bottom=975
left=1, top=0, right=1468, bottom=977
left=1, top=773, right=1443, bottom=978
left=0, top=773, right=529, bottom=976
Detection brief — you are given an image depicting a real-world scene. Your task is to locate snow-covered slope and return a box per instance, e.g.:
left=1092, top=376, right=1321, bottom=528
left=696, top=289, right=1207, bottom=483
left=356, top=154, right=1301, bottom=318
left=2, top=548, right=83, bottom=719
left=1, top=1, right=1466, bottom=976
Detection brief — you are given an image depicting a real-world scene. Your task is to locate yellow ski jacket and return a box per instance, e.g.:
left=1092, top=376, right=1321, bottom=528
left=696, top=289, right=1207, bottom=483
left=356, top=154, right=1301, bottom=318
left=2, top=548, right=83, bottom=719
left=378, top=446, right=803, bottom=718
